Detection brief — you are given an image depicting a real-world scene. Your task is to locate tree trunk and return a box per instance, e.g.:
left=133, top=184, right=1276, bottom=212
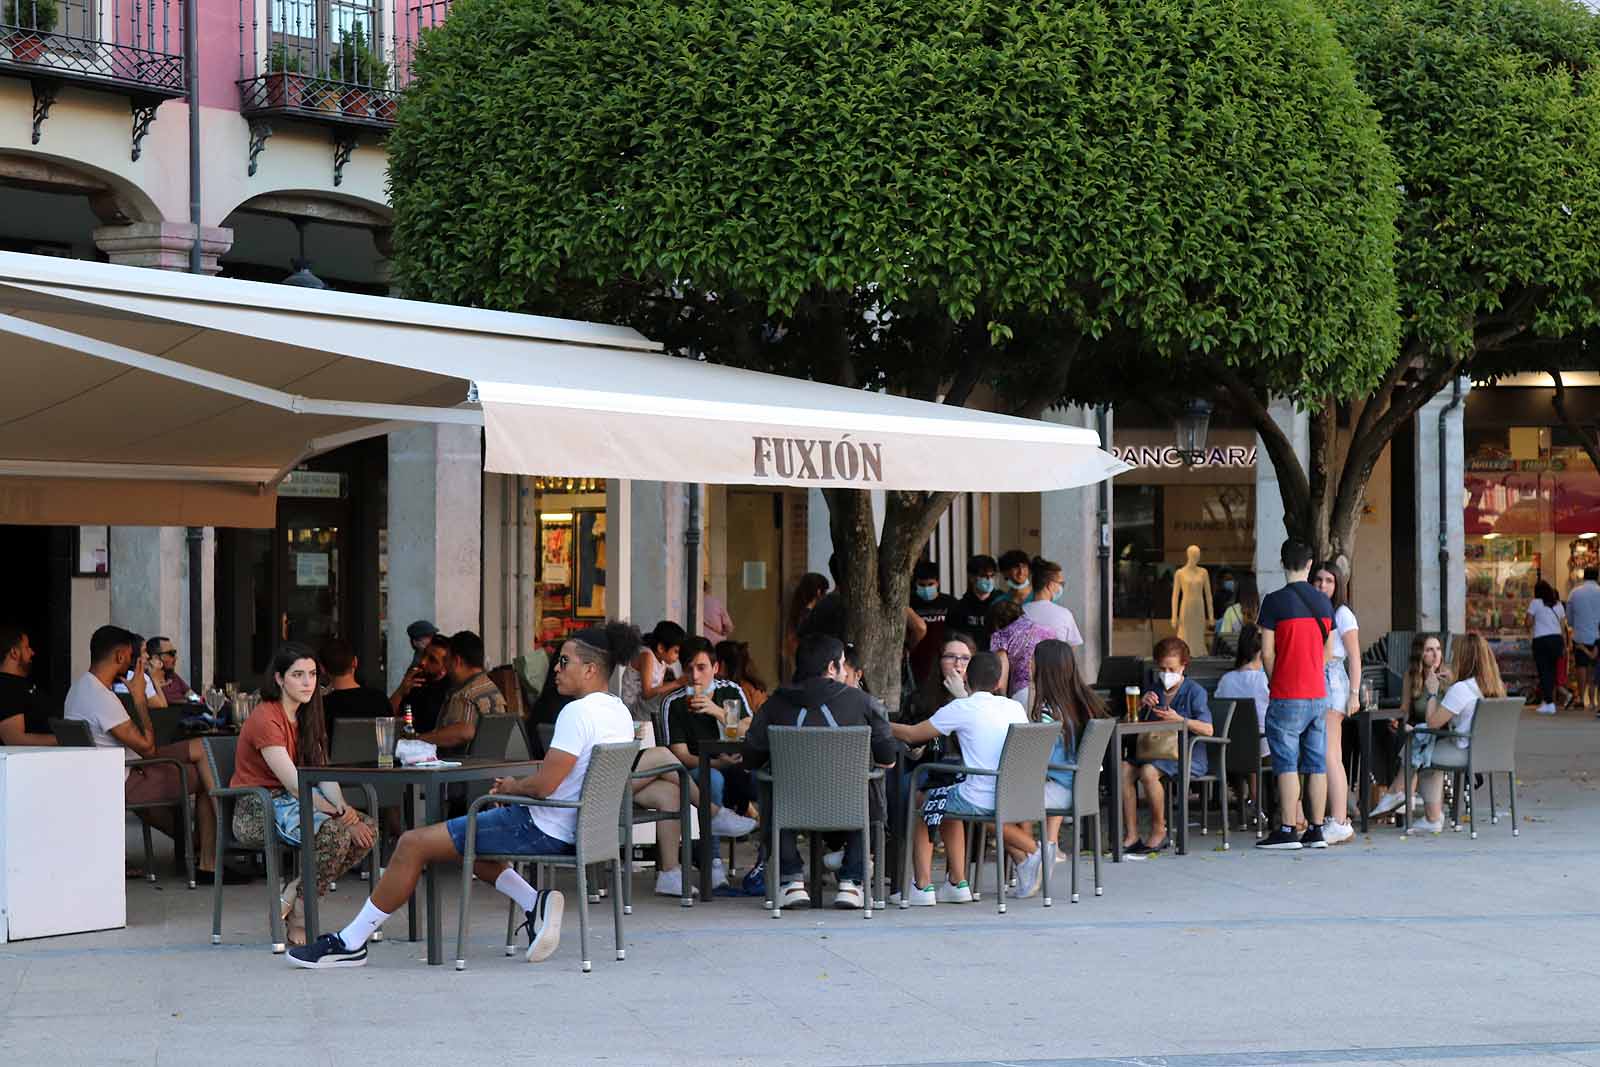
left=824, top=486, right=955, bottom=712
left=1552, top=369, right=1600, bottom=476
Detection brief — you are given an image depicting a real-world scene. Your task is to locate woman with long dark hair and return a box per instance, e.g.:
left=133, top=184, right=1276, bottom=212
left=230, top=642, right=376, bottom=947
left=716, top=639, right=770, bottom=712
left=1528, top=580, right=1567, bottom=715
left=1026, top=639, right=1105, bottom=852
left=1311, top=560, right=1361, bottom=844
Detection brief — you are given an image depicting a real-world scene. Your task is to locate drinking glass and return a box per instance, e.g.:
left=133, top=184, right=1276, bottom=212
left=1123, top=686, right=1141, bottom=722
left=374, top=717, right=397, bottom=767
left=1360, top=681, right=1376, bottom=712
left=204, top=687, right=226, bottom=717
left=720, top=699, right=742, bottom=741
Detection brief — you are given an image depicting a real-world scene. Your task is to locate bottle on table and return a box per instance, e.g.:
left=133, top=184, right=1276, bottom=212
left=401, top=704, right=417, bottom=739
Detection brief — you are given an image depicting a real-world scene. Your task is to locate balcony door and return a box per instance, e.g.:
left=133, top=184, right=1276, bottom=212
left=269, top=0, right=376, bottom=81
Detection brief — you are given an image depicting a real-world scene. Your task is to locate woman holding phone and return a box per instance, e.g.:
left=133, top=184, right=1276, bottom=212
left=1119, top=637, right=1212, bottom=856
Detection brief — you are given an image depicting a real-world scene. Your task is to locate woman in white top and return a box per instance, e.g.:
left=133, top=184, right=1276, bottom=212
left=1527, top=580, right=1567, bottom=715
left=1214, top=623, right=1271, bottom=757
left=618, top=620, right=689, bottom=725
left=1021, top=557, right=1085, bottom=646
left=1312, top=561, right=1361, bottom=844
left=1405, top=634, right=1506, bottom=833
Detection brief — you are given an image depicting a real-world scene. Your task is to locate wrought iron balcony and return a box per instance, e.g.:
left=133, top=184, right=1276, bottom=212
left=1, top=0, right=186, bottom=159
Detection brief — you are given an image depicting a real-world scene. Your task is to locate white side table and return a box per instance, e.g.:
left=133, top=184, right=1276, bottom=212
left=0, top=746, right=126, bottom=941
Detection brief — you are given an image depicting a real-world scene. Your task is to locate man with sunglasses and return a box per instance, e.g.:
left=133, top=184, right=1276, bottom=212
left=146, top=637, right=194, bottom=704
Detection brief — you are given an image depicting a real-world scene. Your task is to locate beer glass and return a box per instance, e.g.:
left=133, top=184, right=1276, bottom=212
left=721, top=699, right=742, bottom=741
left=1124, top=686, right=1141, bottom=722
left=375, top=717, right=397, bottom=767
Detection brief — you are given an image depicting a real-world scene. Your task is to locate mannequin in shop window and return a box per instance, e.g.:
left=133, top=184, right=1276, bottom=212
left=1171, top=545, right=1214, bottom=654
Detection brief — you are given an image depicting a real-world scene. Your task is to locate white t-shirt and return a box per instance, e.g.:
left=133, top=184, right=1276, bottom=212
left=65, top=672, right=134, bottom=775
left=928, top=691, right=1028, bottom=810
left=1328, top=606, right=1359, bottom=660
left=1023, top=600, right=1084, bottom=646
left=1529, top=600, right=1566, bottom=639
left=112, top=669, right=157, bottom=699
left=1440, top=678, right=1482, bottom=749
left=533, top=690, right=635, bottom=843
left=1214, top=666, right=1271, bottom=755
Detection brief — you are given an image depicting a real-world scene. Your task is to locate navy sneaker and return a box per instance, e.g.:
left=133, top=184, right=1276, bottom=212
left=517, top=890, right=564, bottom=963
left=287, top=932, right=367, bottom=969
left=741, top=857, right=766, bottom=898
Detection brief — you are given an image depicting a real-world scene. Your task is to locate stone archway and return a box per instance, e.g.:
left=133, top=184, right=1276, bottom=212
left=219, top=189, right=395, bottom=291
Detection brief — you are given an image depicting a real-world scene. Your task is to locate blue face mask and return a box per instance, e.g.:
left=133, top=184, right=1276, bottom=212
left=1221, top=580, right=1237, bottom=594
left=973, top=577, right=995, bottom=596
left=1008, top=578, right=1030, bottom=591
left=915, top=584, right=938, bottom=602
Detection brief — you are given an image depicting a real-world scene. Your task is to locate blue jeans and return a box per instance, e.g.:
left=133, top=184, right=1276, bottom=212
left=1264, top=698, right=1327, bottom=775
left=445, top=804, right=574, bottom=858
left=780, top=830, right=864, bottom=883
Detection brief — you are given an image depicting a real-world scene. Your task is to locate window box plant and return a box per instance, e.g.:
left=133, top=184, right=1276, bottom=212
left=3, top=0, right=59, bottom=63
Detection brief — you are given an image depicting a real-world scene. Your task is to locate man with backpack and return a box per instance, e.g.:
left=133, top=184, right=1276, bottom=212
left=1255, top=539, right=1339, bottom=851
left=743, top=634, right=898, bottom=909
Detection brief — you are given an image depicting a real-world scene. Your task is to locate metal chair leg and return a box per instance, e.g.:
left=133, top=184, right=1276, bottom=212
left=1040, top=819, right=1052, bottom=908
left=265, top=840, right=285, bottom=954
left=454, top=827, right=475, bottom=970
left=211, top=805, right=226, bottom=945
left=575, top=860, right=592, bottom=973
left=611, top=859, right=626, bottom=960
left=1509, top=771, right=1520, bottom=837
left=993, top=818, right=1006, bottom=915
left=1069, top=818, right=1079, bottom=903
left=141, top=819, right=156, bottom=883
left=1091, top=813, right=1103, bottom=897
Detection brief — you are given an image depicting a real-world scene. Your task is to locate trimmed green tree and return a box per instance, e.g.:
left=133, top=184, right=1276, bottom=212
left=389, top=0, right=1398, bottom=704
left=1213, top=0, right=1600, bottom=575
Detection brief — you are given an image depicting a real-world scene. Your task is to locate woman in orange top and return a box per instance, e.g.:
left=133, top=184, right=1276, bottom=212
left=231, top=642, right=376, bottom=947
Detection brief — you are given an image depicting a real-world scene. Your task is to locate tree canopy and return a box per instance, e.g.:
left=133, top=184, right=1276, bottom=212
left=388, top=0, right=1403, bottom=700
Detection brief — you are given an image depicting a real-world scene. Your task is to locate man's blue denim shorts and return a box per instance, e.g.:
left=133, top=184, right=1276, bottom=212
left=445, top=804, right=575, bottom=859
left=1264, top=698, right=1327, bottom=775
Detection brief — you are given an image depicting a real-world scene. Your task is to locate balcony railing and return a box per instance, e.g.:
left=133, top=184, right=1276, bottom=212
left=0, top=0, right=185, bottom=94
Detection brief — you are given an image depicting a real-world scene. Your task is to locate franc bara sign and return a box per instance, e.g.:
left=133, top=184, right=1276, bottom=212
left=1113, top=444, right=1257, bottom=469
left=753, top=434, right=884, bottom=483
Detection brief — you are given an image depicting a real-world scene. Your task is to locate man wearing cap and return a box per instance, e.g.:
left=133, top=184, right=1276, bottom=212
left=406, top=620, right=440, bottom=666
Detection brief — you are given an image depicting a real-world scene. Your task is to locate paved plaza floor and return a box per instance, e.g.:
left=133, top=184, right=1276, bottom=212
left=6, top=708, right=1600, bottom=1066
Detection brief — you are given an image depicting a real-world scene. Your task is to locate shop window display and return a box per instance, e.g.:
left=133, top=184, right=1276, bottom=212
left=533, top=479, right=609, bottom=644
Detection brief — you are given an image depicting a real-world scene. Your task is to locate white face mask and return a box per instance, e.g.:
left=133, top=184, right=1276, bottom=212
left=1159, top=670, right=1184, bottom=690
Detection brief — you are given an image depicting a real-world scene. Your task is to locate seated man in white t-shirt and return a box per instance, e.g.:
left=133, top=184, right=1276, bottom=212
left=891, top=652, right=1045, bottom=905
left=66, top=625, right=224, bottom=882
left=289, top=622, right=640, bottom=970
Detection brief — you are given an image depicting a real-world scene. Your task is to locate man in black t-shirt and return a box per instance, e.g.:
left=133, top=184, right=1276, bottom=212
left=389, top=634, right=450, bottom=732
left=907, top=560, right=960, bottom=686
left=663, top=637, right=756, bottom=888
left=320, top=638, right=394, bottom=723
left=0, top=626, right=55, bottom=746
left=951, top=554, right=1000, bottom=651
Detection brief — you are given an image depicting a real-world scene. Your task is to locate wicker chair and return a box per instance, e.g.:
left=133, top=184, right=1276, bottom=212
left=51, top=716, right=195, bottom=889
left=454, top=740, right=639, bottom=973
left=756, top=725, right=884, bottom=919
left=901, top=722, right=1060, bottom=914
left=1044, top=717, right=1115, bottom=903
left=1183, top=698, right=1238, bottom=850
left=1403, top=696, right=1522, bottom=839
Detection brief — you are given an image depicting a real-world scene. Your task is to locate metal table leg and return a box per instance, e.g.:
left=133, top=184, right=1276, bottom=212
left=1357, top=714, right=1375, bottom=833
left=1107, top=725, right=1124, bottom=862
left=425, top=783, right=443, bottom=965
left=1176, top=725, right=1190, bottom=856
left=696, top=760, right=714, bottom=902
left=405, top=783, right=419, bottom=943
left=299, top=776, right=319, bottom=941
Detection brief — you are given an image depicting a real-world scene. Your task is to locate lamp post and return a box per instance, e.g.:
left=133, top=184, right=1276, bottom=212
left=1174, top=398, right=1213, bottom=466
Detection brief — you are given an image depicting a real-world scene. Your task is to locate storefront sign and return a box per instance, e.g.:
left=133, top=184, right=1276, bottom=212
left=1467, top=458, right=1569, bottom=473
left=279, top=471, right=346, bottom=499
left=752, top=436, right=884, bottom=483
left=295, top=552, right=330, bottom=588
left=1112, top=445, right=1257, bottom=469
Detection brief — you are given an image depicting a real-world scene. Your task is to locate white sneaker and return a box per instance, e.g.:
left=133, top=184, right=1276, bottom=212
left=1538, top=703, right=1558, bottom=715
left=936, top=880, right=974, bottom=903
left=1409, top=816, right=1444, bottom=834
left=1322, top=818, right=1355, bottom=846
left=1370, top=791, right=1406, bottom=818
left=1008, top=849, right=1043, bottom=899
left=777, top=880, right=809, bottom=907
left=709, top=859, right=728, bottom=888
left=822, top=849, right=844, bottom=872
left=831, top=880, right=864, bottom=909
left=905, top=885, right=936, bottom=907
left=710, top=809, right=758, bottom=837
left=654, top=868, right=685, bottom=897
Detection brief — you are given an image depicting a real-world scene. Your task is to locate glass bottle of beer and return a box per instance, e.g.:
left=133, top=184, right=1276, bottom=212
left=401, top=703, right=417, bottom=739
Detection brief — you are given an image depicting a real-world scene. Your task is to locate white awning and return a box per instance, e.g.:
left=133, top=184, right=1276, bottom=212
left=0, top=250, right=1123, bottom=524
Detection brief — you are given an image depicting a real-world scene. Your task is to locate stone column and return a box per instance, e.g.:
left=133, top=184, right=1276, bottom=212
left=1415, top=378, right=1472, bottom=634
left=92, top=222, right=233, bottom=274
left=387, top=424, right=483, bottom=689
left=1254, top=397, right=1311, bottom=597
left=627, top=481, right=687, bottom=629
left=109, top=527, right=184, bottom=649
left=1039, top=406, right=1112, bottom=680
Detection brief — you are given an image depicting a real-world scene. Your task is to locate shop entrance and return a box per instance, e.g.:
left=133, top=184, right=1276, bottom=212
left=724, top=490, right=784, bottom=687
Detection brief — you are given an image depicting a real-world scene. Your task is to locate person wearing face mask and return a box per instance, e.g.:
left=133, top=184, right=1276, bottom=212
left=996, top=550, right=1032, bottom=603
left=954, top=554, right=1000, bottom=649
left=1022, top=557, right=1084, bottom=647
left=1120, top=637, right=1212, bottom=856
left=907, top=560, right=960, bottom=685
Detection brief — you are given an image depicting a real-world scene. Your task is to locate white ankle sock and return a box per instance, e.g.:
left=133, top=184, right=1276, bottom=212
left=338, top=899, right=390, bottom=951
left=495, top=868, right=540, bottom=912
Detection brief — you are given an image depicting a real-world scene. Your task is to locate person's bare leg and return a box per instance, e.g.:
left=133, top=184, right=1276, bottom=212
left=1325, top=712, right=1350, bottom=826
left=369, top=823, right=467, bottom=913
left=912, top=824, right=934, bottom=887
left=1139, top=765, right=1167, bottom=847
left=940, top=820, right=968, bottom=886
left=1119, top=762, right=1140, bottom=846
left=1044, top=815, right=1063, bottom=852
left=1277, top=772, right=1302, bottom=829
left=634, top=779, right=682, bottom=871
left=1421, top=770, right=1446, bottom=823
left=1002, top=823, right=1036, bottom=862
left=1306, top=773, right=1328, bottom=825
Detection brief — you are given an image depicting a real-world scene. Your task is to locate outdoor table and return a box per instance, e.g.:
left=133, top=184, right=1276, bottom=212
left=1104, top=719, right=1189, bottom=862
left=1352, top=705, right=1407, bottom=832
left=693, top=739, right=771, bottom=903
left=297, top=757, right=540, bottom=966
